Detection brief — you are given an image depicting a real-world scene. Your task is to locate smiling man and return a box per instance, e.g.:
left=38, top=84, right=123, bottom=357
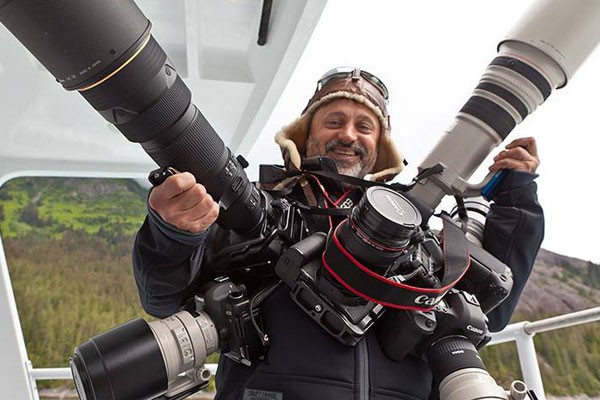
left=133, top=67, right=544, bottom=400
left=274, top=67, right=406, bottom=187
left=306, top=99, right=380, bottom=178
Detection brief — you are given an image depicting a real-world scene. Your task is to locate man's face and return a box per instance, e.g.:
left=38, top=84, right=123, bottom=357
left=306, top=99, right=380, bottom=178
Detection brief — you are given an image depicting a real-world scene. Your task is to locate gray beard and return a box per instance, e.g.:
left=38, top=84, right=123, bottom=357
left=334, top=161, right=363, bottom=177
left=324, top=139, right=367, bottom=178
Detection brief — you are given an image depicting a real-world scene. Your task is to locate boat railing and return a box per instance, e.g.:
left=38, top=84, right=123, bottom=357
left=24, top=306, right=600, bottom=400
left=487, top=305, right=600, bottom=400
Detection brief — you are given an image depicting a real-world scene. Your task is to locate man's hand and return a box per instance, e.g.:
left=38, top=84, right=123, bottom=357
left=489, top=137, right=540, bottom=173
left=148, top=172, right=219, bottom=233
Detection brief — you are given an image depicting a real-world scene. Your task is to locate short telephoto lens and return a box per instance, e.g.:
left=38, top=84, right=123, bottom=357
left=337, top=187, right=421, bottom=272
left=352, top=187, right=422, bottom=248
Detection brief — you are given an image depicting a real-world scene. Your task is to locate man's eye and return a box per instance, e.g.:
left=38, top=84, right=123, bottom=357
left=326, top=120, right=342, bottom=127
left=358, top=122, right=374, bottom=132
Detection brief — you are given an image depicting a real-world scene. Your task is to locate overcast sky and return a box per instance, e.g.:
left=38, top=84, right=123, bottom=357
left=247, top=0, right=600, bottom=264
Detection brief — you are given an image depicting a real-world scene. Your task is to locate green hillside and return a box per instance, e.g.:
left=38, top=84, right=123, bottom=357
left=0, top=177, right=147, bottom=243
left=1, top=176, right=599, bottom=397
left=0, top=177, right=151, bottom=390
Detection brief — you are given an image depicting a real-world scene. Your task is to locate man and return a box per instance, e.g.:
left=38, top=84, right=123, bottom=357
left=133, top=67, right=544, bottom=399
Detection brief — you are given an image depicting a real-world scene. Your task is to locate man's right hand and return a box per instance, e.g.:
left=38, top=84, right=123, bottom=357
left=148, top=172, right=220, bottom=233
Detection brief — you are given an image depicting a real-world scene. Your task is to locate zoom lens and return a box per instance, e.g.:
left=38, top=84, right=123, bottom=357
left=70, top=319, right=168, bottom=400
left=352, top=186, right=422, bottom=248
left=0, top=0, right=263, bottom=232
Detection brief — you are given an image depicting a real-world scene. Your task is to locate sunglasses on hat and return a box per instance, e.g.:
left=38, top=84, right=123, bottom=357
left=316, top=67, right=389, bottom=103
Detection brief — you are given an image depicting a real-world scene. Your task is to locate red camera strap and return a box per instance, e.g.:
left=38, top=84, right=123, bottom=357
left=322, top=215, right=470, bottom=311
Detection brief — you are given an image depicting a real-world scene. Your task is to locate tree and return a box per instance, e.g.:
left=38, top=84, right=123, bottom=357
left=20, top=202, right=45, bottom=226
left=587, top=261, right=600, bottom=289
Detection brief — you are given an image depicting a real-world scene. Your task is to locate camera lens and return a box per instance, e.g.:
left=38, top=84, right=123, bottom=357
left=335, top=187, right=421, bottom=272
left=0, top=0, right=151, bottom=91
left=352, top=186, right=422, bottom=249
left=70, top=318, right=168, bottom=400
left=426, top=336, right=509, bottom=400
left=426, top=336, right=485, bottom=380
left=0, top=0, right=264, bottom=233
left=71, top=311, right=218, bottom=400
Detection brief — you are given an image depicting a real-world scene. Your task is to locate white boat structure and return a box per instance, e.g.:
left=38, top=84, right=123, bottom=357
left=1, top=1, right=600, bottom=399
left=0, top=1, right=326, bottom=398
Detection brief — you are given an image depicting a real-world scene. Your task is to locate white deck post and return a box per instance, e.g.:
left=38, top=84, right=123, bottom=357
left=513, top=330, right=545, bottom=400
left=0, top=235, right=39, bottom=400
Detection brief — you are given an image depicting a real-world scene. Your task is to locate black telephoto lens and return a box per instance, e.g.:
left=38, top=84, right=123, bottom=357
left=0, top=0, right=263, bottom=232
left=70, top=319, right=167, bottom=400
left=337, top=186, right=422, bottom=272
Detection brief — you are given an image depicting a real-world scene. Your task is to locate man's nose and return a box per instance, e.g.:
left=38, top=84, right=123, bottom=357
left=338, top=124, right=358, bottom=142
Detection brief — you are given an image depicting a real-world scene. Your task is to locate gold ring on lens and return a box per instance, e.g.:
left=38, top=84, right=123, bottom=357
left=78, top=34, right=152, bottom=92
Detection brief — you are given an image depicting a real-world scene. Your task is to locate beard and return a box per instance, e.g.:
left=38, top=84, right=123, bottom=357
left=306, top=137, right=377, bottom=178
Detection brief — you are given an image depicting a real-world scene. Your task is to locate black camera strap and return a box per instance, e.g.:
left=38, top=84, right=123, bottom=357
left=292, top=202, right=352, bottom=216
left=322, top=214, right=470, bottom=311
left=301, top=164, right=446, bottom=193
left=259, top=162, right=446, bottom=197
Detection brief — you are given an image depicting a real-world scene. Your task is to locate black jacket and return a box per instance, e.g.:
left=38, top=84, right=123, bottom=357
left=133, top=170, right=544, bottom=400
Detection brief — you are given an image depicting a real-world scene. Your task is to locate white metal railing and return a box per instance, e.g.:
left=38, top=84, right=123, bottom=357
left=29, top=364, right=219, bottom=381
left=488, top=306, right=600, bottom=400
left=25, top=306, right=600, bottom=400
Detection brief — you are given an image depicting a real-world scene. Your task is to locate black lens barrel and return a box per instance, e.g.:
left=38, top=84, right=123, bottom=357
left=352, top=187, right=421, bottom=249
left=426, top=336, right=486, bottom=384
left=0, top=0, right=264, bottom=232
left=331, top=187, right=421, bottom=274
left=0, top=0, right=151, bottom=90
left=71, top=318, right=167, bottom=400
left=81, top=35, right=171, bottom=118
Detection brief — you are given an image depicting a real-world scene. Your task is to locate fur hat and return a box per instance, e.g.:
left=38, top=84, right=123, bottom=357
left=275, top=67, right=405, bottom=182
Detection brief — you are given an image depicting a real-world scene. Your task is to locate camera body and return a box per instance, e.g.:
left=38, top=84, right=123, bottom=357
left=376, top=289, right=489, bottom=362
left=194, top=277, right=266, bottom=366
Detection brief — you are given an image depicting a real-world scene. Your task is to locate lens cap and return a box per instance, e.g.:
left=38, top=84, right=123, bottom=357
left=353, top=187, right=422, bottom=247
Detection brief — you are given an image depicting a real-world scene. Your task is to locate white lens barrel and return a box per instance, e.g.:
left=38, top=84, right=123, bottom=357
left=410, top=0, right=600, bottom=217
left=148, top=311, right=218, bottom=380
left=438, top=367, right=509, bottom=400
left=500, top=0, right=600, bottom=86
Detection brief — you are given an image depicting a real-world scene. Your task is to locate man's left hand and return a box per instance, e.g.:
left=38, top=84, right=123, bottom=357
left=489, top=136, right=539, bottom=173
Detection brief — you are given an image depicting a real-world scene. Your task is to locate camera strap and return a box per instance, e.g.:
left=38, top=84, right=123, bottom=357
left=322, top=214, right=470, bottom=311
left=259, top=162, right=446, bottom=196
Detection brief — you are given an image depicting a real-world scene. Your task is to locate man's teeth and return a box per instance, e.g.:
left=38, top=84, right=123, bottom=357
left=333, top=149, right=356, bottom=156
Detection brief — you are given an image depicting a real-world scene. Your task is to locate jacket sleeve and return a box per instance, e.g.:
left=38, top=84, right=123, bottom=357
left=483, top=170, right=544, bottom=332
left=132, top=206, right=209, bottom=318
